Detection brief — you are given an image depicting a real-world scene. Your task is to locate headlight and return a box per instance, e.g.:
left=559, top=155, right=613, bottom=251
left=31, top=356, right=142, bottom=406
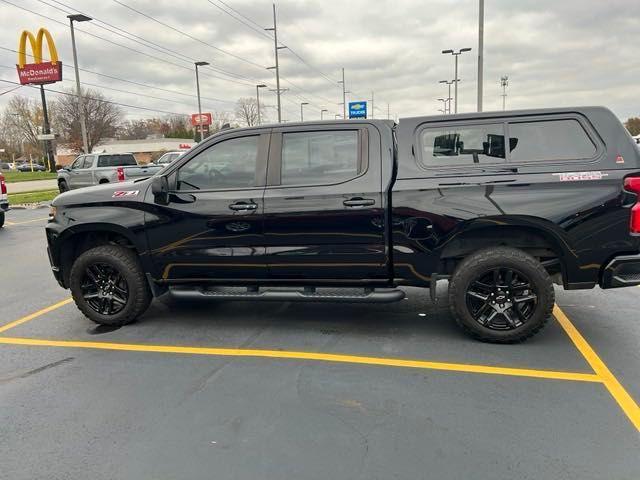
left=48, top=206, right=57, bottom=220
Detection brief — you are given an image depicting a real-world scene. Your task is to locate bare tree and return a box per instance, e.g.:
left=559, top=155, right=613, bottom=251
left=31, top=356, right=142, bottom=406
left=52, top=88, right=122, bottom=153
left=234, top=97, right=260, bottom=127
left=1, top=96, right=44, bottom=160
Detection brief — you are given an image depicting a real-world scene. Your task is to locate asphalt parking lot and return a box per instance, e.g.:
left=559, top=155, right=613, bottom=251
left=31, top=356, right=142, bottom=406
left=1, top=208, right=639, bottom=480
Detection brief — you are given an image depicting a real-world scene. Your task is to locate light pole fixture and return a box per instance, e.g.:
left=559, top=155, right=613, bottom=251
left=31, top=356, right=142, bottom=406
left=68, top=13, right=92, bottom=154
left=437, top=98, right=448, bottom=114
left=320, top=108, right=328, bottom=120
left=256, top=84, right=267, bottom=125
left=500, top=75, right=509, bottom=111
left=442, top=47, right=471, bottom=114
left=300, top=102, right=309, bottom=121
left=194, top=61, right=209, bottom=141
left=439, top=79, right=457, bottom=114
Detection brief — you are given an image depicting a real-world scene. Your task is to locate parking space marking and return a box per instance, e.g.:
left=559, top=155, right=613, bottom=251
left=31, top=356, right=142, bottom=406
left=0, top=335, right=602, bottom=383
left=0, top=298, right=72, bottom=334
left=4, top=217, right=49, bottom=226
left=554, top=305, right=640, bottom=432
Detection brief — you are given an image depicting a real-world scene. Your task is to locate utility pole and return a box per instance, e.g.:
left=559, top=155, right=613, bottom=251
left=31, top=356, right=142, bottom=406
left=265, top=3, right=284, bottom=123
left=256, top=84, right=266, bottom=125
left=195, top=61, right=209, bottom=141
left=338, top=68, right=347, bottom=119
left=300, top=102, right=309, bottom=121
left=68, top=14, right=92, bottom=154
left=442, top=48, right=472, bottom=114
left=478, top=0, right=484, bottom=112
left=387, top=103, right=390, bottom=120
left=500, top=75, right=509, bottom=111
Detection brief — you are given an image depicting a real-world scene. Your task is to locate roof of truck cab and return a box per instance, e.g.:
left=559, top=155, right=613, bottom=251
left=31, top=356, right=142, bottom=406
left=399, top=106, right=613, bottom=123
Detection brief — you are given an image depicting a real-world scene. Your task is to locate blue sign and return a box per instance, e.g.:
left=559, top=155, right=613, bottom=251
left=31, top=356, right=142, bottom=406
left=348, top=101, right=367, bottom=119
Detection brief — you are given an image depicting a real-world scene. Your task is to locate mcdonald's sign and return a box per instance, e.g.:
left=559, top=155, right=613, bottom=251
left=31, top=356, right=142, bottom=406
left=16, top=28, right=62, bottom=85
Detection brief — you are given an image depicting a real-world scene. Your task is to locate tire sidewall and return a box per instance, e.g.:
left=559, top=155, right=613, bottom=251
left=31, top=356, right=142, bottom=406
left=70, top=248, right=141, bottom=325
left=449, top=249, right=554, bottom=342
left=58, top=180, right=68, bottom=193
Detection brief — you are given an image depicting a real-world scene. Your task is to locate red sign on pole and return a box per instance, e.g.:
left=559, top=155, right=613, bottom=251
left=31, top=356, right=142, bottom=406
left=16, top=61, right=62, bottom=85
left=190, top=113, right=212, bottom=126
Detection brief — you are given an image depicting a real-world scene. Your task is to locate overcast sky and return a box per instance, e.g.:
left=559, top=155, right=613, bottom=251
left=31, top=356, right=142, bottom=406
left=0, top=0, right=638, bottom=123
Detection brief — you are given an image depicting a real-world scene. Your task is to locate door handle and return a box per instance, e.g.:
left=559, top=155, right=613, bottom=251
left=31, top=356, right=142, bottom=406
left=229, top=202, right=258, bottom=211
left=343, top=198, right=375, bottom=208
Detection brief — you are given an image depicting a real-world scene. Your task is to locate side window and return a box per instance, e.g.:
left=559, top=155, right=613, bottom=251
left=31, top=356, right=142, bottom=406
left=281, top=130, right=359, bottom=186
left=81, top=155, right=95, bottom=168
left=508, top=119, right=596, bottom=162
left=419, top=123, right=507, bottom=168
left=177, top=136, right=258, bottom=191
left=70, top=156, right=84, bottom=169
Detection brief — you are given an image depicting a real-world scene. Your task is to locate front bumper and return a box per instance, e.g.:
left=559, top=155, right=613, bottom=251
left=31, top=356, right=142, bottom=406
left=46, top=222, right=66, bottom=288
left=601, top=254, right=640, bottom=288
left=0, top=201, right=8, bottom=212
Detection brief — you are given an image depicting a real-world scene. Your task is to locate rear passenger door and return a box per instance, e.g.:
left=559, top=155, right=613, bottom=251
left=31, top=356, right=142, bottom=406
left=263, top=124, right=387, bottom=282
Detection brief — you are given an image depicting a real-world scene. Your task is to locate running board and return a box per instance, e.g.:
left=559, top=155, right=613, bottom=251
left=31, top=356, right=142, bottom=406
left=169, top=286, right=405, bottom=303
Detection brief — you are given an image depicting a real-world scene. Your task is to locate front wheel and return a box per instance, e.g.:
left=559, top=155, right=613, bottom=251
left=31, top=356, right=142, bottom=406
left=69, top=245, right=152, bottom=326
left=448, top=247, right=555, bottom=343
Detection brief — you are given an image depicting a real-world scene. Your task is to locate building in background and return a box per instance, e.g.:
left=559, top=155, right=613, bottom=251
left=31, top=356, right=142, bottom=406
left=55, top=137, right=193, bottom=166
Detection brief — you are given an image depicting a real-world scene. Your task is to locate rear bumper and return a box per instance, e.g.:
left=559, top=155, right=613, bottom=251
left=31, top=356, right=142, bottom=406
left=601, top=254, right=640, bottom=288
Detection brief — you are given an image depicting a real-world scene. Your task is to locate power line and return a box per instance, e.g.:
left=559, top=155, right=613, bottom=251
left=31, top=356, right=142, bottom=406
left=205, top=0, right=273, bottom=41
left=2, top=0, right=256, bottom=87
left=111, top=0, right=266, bottom=71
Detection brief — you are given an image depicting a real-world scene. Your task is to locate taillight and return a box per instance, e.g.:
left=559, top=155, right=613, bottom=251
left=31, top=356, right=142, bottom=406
left=624, top=177, right=640, bottom=234
left=0, top=174, right=6, bottom=195
left=116, top=167, right=125, bottom=182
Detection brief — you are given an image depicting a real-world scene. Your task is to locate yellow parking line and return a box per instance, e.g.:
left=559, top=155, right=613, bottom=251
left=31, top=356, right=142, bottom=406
left=554, top=305, right=640, bottom=431
left=4, top=217, right=49, bottom=225
left=0, top=298, right=72, bottom=334
left=0, top=335, right=601, bottom=383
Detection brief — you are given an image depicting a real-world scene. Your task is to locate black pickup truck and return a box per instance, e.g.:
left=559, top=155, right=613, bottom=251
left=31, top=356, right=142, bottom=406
left=45, top=107, right=640, bottom=342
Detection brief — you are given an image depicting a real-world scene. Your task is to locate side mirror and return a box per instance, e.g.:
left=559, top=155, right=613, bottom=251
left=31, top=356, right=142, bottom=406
left=151, top=175, right=169, bottom=205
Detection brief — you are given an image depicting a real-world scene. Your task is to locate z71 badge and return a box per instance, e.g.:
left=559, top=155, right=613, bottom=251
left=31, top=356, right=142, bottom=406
left=112, top=190, right=140, bottom=198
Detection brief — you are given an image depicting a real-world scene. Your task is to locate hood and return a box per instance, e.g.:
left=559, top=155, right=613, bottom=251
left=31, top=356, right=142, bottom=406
left=52, top=178, right=152, bottom=207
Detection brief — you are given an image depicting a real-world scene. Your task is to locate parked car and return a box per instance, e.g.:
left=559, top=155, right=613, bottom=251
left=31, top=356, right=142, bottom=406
left=16, top=162, right=47, bottom=172
left=46, top=107, right=640, bottom=343
left=0, top=162, right=11, bottom=171
left=0, top=173, right=8, bottom=228
left=57, top=153, right=163, bottom=192
left=155, top=151, right=185, bottom=166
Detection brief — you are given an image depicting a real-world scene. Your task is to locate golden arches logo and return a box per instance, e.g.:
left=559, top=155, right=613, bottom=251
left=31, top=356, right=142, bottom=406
left=16, top=27, right=62, bottom=85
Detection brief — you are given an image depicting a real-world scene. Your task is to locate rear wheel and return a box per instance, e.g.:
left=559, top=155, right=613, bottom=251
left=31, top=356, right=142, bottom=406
left=448, top=247, right=554, bottom=343
left=69, top=245, right=151, bottom=326
left=0, top=212, right=4, bottom=228
left=58, top=180, right=69, bottom=193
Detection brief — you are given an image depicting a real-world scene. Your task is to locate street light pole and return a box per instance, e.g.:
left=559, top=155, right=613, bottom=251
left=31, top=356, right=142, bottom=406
left=370, top=91, right=374, bottom=119
left=320, top=109, right=328, bottom=120
left=439, top=79, right=456, bottom=114
left=442, top=48, right=472, bottom=114
left=500, top=75, right=509, bottom=111
left=300, top=102, right=309, bottom=121
left=195, top=61, right=209, bottom=141
left=68, top=14, right=92, bottom=154
left=256, top=84, right=267, bottom=125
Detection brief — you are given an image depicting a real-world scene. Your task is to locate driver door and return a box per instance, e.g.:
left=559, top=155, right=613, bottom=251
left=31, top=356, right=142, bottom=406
left=146, top=131, right=270, bottom=282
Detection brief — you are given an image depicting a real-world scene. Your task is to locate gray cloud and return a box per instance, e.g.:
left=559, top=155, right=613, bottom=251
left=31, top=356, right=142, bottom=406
left=0, top=0, right=638, bottom=123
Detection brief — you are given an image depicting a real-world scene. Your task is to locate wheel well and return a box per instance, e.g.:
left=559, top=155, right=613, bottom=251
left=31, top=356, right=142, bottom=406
left=58, top=178, right=66, bottom=184
left=439, top=227, right=564, bottom=281
left=59, top=230, right=136, bottom=286
left=98, top=179, right=109, bottom=184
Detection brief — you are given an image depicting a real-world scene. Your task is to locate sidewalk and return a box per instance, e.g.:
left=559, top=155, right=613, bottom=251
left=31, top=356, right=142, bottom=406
left=7, top=179, right=58, bottom=193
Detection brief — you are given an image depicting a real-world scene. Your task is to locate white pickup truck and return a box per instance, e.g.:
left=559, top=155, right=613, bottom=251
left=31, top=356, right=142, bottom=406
left=57, top=153, right=163, bottom=192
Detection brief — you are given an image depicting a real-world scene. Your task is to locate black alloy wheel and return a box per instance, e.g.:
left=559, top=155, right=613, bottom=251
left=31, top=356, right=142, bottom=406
left=465, top=267, right=537, bottom=330
left=81, top=262, right=129, bottom=315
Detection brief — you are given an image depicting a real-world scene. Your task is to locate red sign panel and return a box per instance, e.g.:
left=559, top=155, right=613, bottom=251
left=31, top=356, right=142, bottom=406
left=16, top=61, right=62, bottom=85
left=191, top=113, right=212, bottom=126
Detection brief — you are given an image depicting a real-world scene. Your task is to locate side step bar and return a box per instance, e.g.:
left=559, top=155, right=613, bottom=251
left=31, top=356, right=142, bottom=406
left=169, top=286, right=405, bottom=304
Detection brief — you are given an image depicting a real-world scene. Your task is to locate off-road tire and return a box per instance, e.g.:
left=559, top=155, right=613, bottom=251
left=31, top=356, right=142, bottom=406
left=0, top=211, right=4, bottom=228
left=58, top=180, right=69, bottom=193
left=448, top=247, right=554, bottom=343
left=69, top=245, right=152, bottom=326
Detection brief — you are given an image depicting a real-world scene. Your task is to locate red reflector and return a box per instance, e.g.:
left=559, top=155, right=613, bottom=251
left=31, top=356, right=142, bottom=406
left=0, top=174, right=6, bottom=195
left=624, top=177, right=640, bottom=234
left=116, top=167, right=125, bottom=182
